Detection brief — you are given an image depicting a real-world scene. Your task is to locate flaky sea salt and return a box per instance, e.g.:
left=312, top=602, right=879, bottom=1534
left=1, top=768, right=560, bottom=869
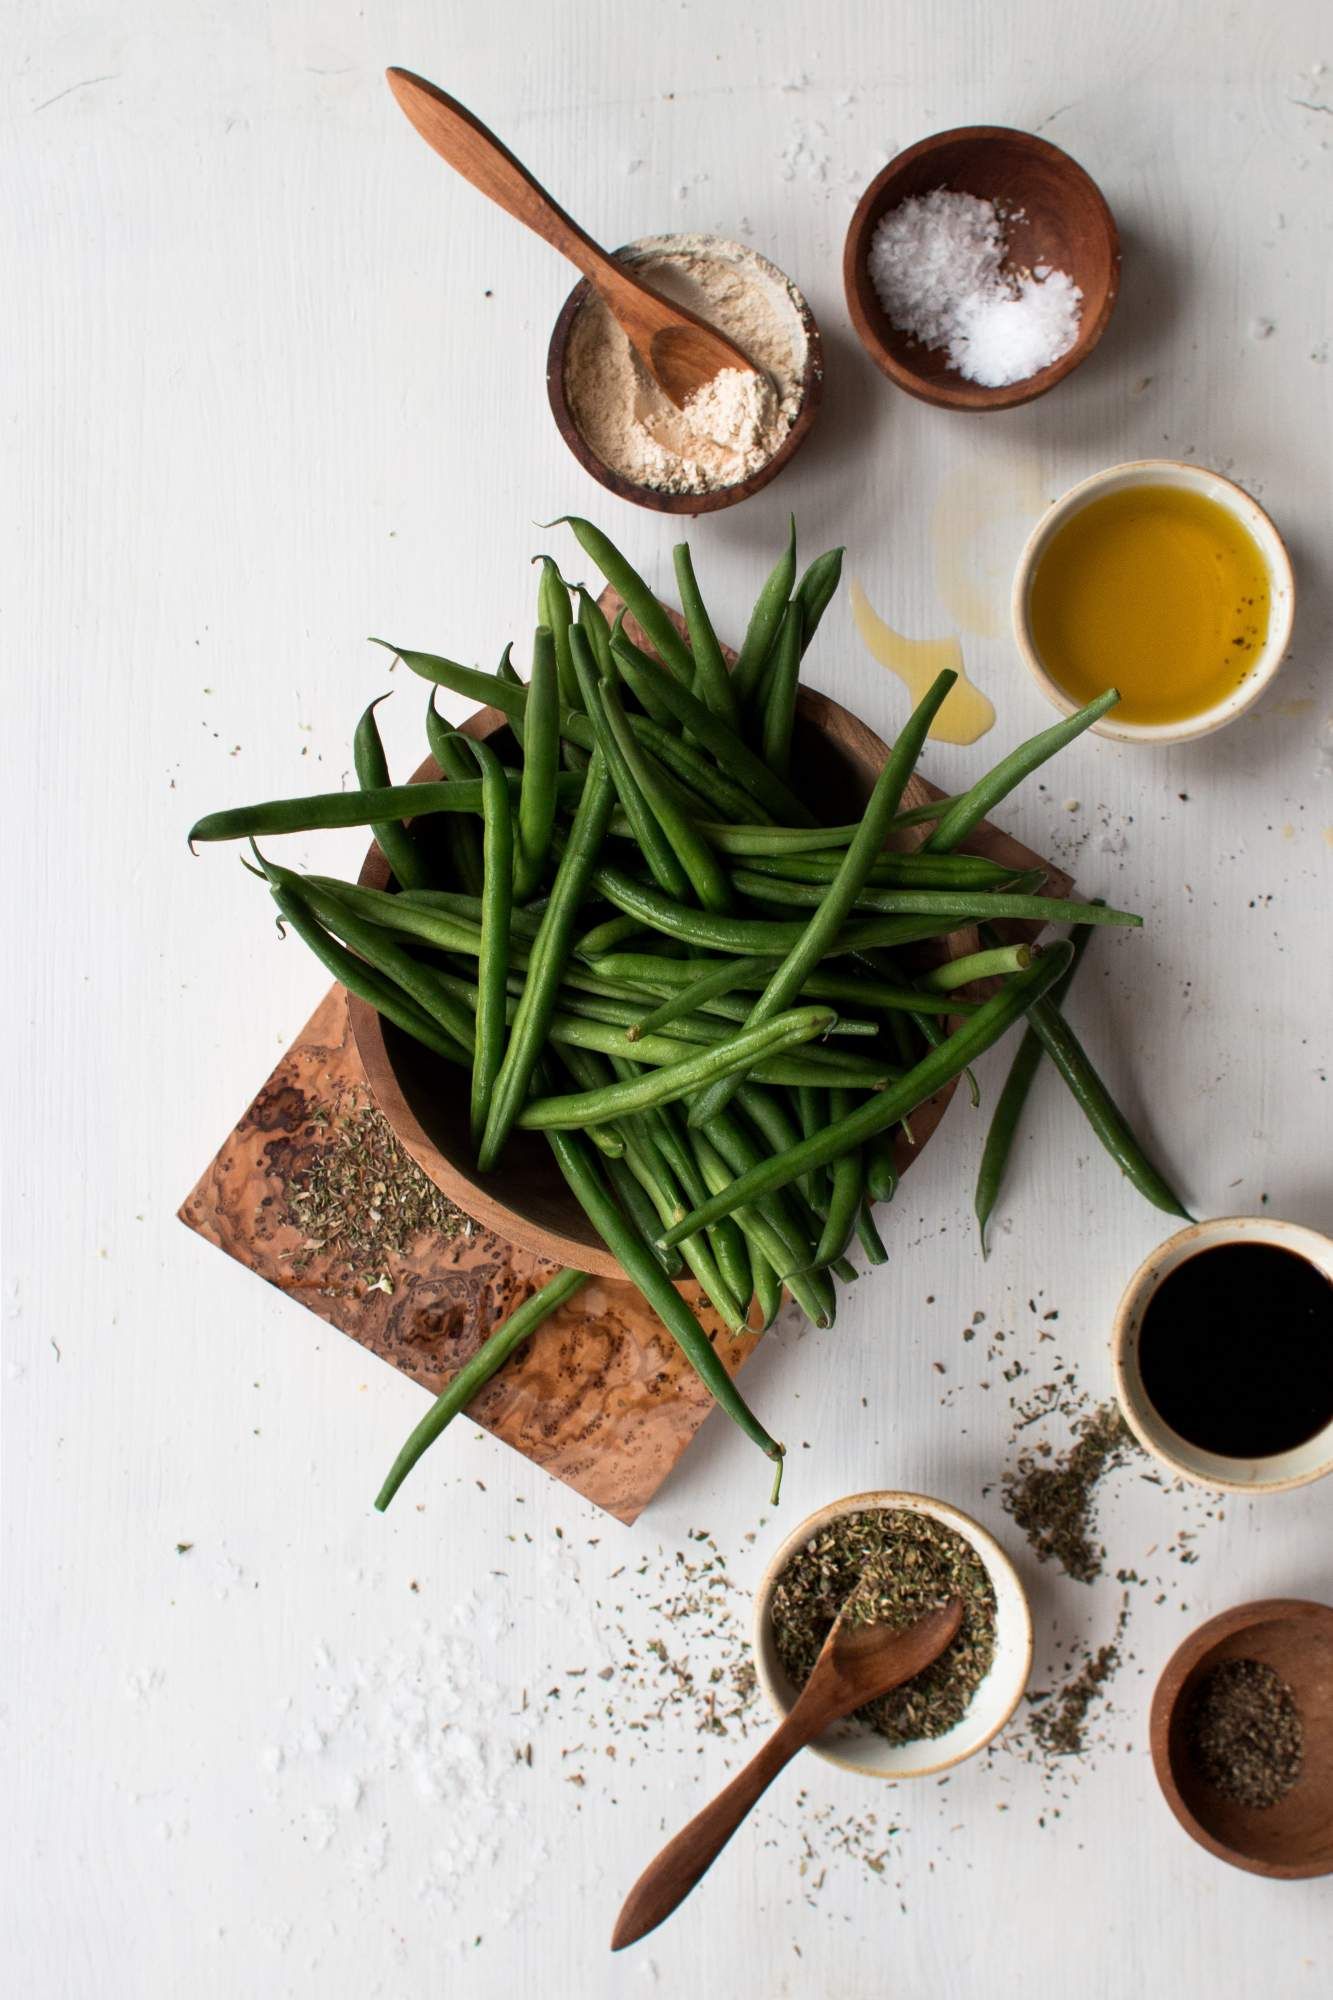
left=867, top=187, right=1082, bottom=388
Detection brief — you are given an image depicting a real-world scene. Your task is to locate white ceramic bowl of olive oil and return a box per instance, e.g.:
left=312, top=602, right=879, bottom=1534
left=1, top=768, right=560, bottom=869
left=753, top=1489, right=1033, bottom=1781
left=1011, top=460, right=1295, bottom=745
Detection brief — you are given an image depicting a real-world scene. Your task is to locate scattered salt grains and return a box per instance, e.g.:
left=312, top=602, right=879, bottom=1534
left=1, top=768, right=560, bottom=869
left=867, top=187, right=1082, bottom=387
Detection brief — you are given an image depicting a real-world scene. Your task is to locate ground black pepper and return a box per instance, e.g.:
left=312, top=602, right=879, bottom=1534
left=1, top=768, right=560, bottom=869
left=1186, top=1658, right=1304, bottom=1808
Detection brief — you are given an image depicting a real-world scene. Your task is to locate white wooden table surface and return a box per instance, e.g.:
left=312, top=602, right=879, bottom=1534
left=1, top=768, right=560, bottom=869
left=4, top=2, right=1331, bottom=1994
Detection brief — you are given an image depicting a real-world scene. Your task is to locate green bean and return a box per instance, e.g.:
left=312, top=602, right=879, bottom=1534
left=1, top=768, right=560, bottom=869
left=793, top=1083, right=831, bottom=1210
left=627, top=956, right=773, bottom=1041
left=354, top=694, right=431, bottom=891
left=673, top=542, right=737, bottom=724
left=495, top=645, right=525, bottom=749
left=600, top=682, right=733, bottom=912
left=575, top=587, right=615, bottom=678
left=855, top=1201, right=889, bottom=1265
left=1025, top=995, right=1193, bottom=1221
left=537, top=556, right=579, bottom=709
left=302, top=875, right=485, bottom=956
left=275, top=865, right=480, bottom=1055
left=921, top=943, right=1035, bottom=991
left=760, top=600, right=802, bottom=781
left=657, top=944, right=1075, bottom=1244
left=864, top=1133, right=899, bottom=1205
left=576, top=912, right=649, bottom=959
left=703, top=1109, right=824, bottom=1277
left=571, top=629, right=691, bottom=900
left=549, top=1043, right=626, bottom=1157
left=477, top=749, right=616, bottom=1171
left=731, top=516, right=796, bottom=704
left=518, top=1008, right=843, bottom=1129
left=924, top=690, right=1120, bottom=853
left=546, top=1128, right=785, bottom=1491
left=628, top=711, right=775, bottom=825
left=373, top=1266, right=588, bottom=1509
left=462, top=736, right=514, bottom=1150
left=688, top=799, right=970, bottom=857
left=607, top=617, right=688, bottom=729
left=263, top=875, right=469, bottom=1066
left=609, top=635, right=817, bottom=828
left=687, top=668, right=957, bottom=1127
left=793, top=546, right=844, bottom=656
left=604, top=1153, right=684, bottom=1276
left=973, top=921, right=1095, bottom=1255
left=729, top=872, right=1136, bottom=932
left=909, top=1004, right=979, bottom=1110
left=188, top=772, right=581, bottom=846
left=425, top=697, right=488, bottom=897
left=815, top=1091, right=862, bottom=1266
left=647, top=1104, right=755, bottom=1321
left=750, top=1249, right=782, bottom=1332
left=735, top=851, right=1013, bottom=890
left=590, top=951, right=967, bottom=1017
left=551, top=516, right=698, bottom=685
left=613, top=1127, right=748, bottom=1317
left=396, top=886, right=543, bottom=937
left=513, top=627, right=559, bottom=900
left=692, top=1128, right=833, bottom=1329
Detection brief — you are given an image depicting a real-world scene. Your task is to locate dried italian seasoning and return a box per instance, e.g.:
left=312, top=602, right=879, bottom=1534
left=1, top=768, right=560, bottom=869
left=769, top=1508, right=997, bottom=1744
left=1186, top=1658, right=1304, bottom=1810
left=1002, top=1401, right=1132, bottom=1584
left=279, top=1101, right=469, bottom=1292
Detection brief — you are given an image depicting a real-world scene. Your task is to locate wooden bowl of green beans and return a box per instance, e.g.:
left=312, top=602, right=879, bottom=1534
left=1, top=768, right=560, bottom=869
left=348, top=685, right=964, bottom=1283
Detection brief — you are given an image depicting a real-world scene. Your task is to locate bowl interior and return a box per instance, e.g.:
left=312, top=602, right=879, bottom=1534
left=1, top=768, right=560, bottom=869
left=845, top=127, right=1119, bottom=410
left=1154, top=1602, right=1333, bottom=1876
left=753, top=1490, right=1033, bottom=1780
left=1113, top=1216, right=1333, bottom=1493
left=350, top=691, right=946, bottom=1278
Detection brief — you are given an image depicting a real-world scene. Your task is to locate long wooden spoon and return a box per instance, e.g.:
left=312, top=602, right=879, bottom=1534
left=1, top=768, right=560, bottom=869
left=611, top=1596, right=964, bottom=1949
left=385, top=68, right=763, bottom=411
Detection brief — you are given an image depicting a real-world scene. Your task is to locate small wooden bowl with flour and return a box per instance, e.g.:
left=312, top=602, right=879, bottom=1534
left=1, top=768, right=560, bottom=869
left=547, top=234, right=823, bottom=514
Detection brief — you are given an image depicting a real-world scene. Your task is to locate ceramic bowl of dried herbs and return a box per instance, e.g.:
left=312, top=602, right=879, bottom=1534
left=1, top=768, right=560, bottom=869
left=755, top=1490, right=1032, bottom=1779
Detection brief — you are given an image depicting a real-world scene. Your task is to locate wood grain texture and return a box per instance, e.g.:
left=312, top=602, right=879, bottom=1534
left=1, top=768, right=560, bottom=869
left=179, top=985, right=755, bottom=1525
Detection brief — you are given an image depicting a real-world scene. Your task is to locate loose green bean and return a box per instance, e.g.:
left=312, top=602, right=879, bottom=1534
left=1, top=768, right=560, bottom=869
left=1026, top=996, right=1193, bottom=1220
left=921, top=943, right=1035, bottom=991
left=354, top=694, right=431, bottom=890
left=731, top=516, right=796, bottom=704
left=974, top=921, right=1095, bottom=1255
left=463, top=735, right=514, bottom=1149
left=188, top=772, right=585, bottom=846
left=925, top=690, right=1120, bottom=853
left=513, top=626, right=558, bottom=899
left=855, top=1202, right=889, bottom=1264
left=478, top=749, right=616, bottom=1171
left=760, top=600, right=802, bottom=781
left=672, top=542, right=737, bottom=724
left=374, top=1267, right=588, bottom=1509
left=546, top=1128, right=785, bottom=1491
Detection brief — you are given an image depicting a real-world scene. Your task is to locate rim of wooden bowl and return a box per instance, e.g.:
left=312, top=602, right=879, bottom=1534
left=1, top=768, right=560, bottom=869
left=348, top=688, right=963, bottom=1280
left=842, top=125, right=1121, bottom=413
left=1149, top=1598, right=1333, bottom=1878
left=546, top=234, right=824, bottom=514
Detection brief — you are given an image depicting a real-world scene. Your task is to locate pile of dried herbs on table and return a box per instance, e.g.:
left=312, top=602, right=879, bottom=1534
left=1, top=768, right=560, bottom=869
left=770, top=1507, right=997, bottom=1743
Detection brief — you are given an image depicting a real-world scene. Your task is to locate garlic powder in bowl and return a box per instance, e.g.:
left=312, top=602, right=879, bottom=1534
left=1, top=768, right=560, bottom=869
left=548, top=234, right=821, bottom=511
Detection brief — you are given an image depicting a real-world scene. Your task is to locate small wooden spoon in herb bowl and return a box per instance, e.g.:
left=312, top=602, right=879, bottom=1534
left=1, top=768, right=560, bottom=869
left=610, top=1597, right=962, bottom=1950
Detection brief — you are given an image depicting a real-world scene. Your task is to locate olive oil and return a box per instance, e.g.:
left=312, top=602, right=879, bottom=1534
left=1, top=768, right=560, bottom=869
left=1028, top=486, right=1271, bottom=727
left=849, top=579, right=995, bottom=745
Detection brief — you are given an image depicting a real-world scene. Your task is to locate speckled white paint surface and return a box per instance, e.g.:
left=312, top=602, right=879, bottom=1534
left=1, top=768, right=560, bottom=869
left=3, top=3, right=1331, bottom=1996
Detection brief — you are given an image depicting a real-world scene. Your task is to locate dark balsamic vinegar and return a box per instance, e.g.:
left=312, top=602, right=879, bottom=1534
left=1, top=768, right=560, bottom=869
left=1138, top=1242, right=1333, bottom=1459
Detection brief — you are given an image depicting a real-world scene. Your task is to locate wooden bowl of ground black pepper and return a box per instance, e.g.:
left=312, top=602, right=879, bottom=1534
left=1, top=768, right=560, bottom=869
left=1150, top=1599, right=1333, bottom=1878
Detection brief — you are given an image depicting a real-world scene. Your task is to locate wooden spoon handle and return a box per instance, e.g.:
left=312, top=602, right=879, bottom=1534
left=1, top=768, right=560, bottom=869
left=385, top=69, right=612, bottom=285
left=611, top=1702, right=818, bottom=1951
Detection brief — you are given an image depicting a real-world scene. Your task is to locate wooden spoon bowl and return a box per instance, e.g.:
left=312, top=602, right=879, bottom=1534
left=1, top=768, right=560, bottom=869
left=843, top=126, right=1120, bottom=412
left=547, top=235, right=824, bottom=515
left=1150, top=1598, right=1333, bottom=1878
left=348, top=684, right=960, bottom=1280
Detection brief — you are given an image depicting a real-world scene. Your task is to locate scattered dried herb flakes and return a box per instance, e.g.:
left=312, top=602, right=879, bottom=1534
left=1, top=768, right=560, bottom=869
left=1026, top=1596, right=1131, bottom=1759
left=1002, top=1401, right=1133, bottom=1583
left=278, top=1102, right=469, bottom=1293
left=771, top=1509, right=997, bottom=1744
left=1186, top=1658, right=1304, bottom=1809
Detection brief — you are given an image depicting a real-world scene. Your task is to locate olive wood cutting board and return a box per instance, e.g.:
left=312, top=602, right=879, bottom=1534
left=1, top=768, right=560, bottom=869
left=179, top=602, right=1069, bottom=1524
